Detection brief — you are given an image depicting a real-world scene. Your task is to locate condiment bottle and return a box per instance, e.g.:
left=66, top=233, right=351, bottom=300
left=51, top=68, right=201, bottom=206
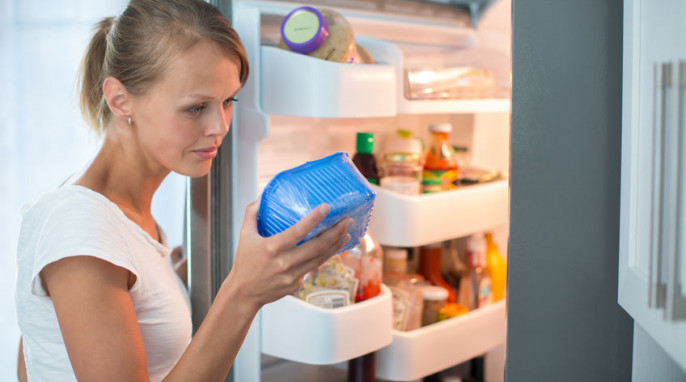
left=383, top=246, right=408, bottom=275
left=421, top=286, right=448, bottom=326
left=466, top=233, right=493, bottom=308
left=340, top=233, right=383, bottom=302
left=418, top=242, right=457, bottom=302
left=352, top=132, right=380, bottom=185
left=485, top=232, right=507, bottom=302
left=423, top=123, right=458, bottom=192
left=383, top=272, right=425, bottom=331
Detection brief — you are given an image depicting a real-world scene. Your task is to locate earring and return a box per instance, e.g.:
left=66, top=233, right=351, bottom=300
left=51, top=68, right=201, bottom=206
left=128, top=116, right=132, bottom=125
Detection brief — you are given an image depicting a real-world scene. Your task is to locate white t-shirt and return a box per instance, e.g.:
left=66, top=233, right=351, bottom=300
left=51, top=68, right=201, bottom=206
left=15, top=185, right=192, bottom=382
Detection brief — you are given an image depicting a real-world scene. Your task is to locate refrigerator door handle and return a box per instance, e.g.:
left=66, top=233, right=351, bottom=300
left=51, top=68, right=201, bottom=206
left=650, top=63, right=667, bottom=309
left=667, top=61, right=686, bottom=320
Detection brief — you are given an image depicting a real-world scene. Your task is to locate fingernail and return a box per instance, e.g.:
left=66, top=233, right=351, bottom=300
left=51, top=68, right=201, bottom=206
left=345, top=218, right=354, bottom=229
left=344, top=234, right=351, bottom=243
left=318, top=204, right=330, bottom=216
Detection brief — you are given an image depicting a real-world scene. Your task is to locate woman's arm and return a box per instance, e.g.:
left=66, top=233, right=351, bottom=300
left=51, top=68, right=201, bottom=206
left=18, top=338, right=27, bottom=382
left=41, top=202, right=350, bottom=382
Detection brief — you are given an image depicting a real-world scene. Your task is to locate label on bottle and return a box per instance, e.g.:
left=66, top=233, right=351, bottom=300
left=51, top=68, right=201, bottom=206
left=389, top=286, right=410, bottom=330
left=423, top=169, right=458, bottom=191
left=305, top=290, right=350, bottom=309
left=477, top=278, right=493, bottom=308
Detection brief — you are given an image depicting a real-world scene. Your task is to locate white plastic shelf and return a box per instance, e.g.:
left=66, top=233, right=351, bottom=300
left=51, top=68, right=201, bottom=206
left=367, top=180, right=509, bottom=247
left=261, top=284, right=393, bottom=365
left=375, top=300, right=507, bottom=381
left=260, top=38, right=397, bottom=118
left=398, top=98, right=510, bottom=114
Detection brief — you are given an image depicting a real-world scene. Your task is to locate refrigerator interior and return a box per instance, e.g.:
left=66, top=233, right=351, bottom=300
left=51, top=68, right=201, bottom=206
left=225, top=1, right=512, bottom=381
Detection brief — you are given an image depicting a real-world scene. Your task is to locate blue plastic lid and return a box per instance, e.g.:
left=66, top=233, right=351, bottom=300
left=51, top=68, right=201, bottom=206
left=257, top=152, right=376, bottom=253
left=280, top=6, right=329, bottom=54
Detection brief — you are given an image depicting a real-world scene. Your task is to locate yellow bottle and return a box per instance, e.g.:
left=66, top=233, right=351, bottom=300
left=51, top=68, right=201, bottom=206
left=485, top=232, right=507, bottom=302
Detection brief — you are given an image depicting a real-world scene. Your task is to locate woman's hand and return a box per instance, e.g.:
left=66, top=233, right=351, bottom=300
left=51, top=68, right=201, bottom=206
left=227, top=201, right=352, bottom=310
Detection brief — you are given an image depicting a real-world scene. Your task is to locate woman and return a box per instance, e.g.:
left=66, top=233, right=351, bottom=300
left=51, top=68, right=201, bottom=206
left=15, top=1, right=352, bottom=381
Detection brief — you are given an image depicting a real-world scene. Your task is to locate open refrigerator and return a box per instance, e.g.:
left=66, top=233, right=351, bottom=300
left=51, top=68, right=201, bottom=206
left=186, top=0, right=512, bottom=381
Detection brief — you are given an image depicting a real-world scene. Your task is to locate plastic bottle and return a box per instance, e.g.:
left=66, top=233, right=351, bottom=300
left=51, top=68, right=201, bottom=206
left=485, top=232, right=507, bottom=302
left=466, top=233, right=493, bottom=309
left=340, top=233, right=383, bottom=302
left=423, top=123, right=458, bottom=192
left=418, top=242, right=457, bottom=303
left=352, top=132, right=380, bottom=185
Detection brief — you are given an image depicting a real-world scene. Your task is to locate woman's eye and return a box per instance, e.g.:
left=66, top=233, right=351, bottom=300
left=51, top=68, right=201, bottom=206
left=188, top=105, right=206, bottom=115
left=223, top=97, right=238, bottom=107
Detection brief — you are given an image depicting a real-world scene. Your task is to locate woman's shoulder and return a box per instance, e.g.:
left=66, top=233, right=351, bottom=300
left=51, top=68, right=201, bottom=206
left=20, top=185, right=121, bottom=237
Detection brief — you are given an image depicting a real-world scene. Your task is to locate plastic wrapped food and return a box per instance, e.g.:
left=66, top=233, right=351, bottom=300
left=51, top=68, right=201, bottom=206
left=295, top=255, right=359, bottom=309
left=257, top=152, right=376, bottom=254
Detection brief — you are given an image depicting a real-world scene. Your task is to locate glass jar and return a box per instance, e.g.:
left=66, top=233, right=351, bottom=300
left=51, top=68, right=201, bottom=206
left=421, top=285, right=449, bottom=326
left=380, top=152, right=422, bottom=196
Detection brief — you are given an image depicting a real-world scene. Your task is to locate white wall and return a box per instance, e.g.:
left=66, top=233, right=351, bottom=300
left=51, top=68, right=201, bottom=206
left=1, top=1, right=185, bottom=379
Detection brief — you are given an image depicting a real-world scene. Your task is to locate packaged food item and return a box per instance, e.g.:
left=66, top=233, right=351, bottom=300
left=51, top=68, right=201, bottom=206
left=423, top=123, right=458, bottom=192
left=466, top=233, right=493, bottom=309
left=295, top=255, right=358, bottom=308
left=383, top=272, right=424, bottom=331
left=279, top=6, right=372, bottom=64
left=257, top=152, right=375, bottom=254
left=421, top=285, right=448, bottom=326
left=485, top=232, right=507, bottom=302
left=437, top=302, right=469, bottom=321
left=352, top=132, right=380, bottom=185
left=418, top=242, right=457, bottom=302
left=340, top=233, right=383, bottom=302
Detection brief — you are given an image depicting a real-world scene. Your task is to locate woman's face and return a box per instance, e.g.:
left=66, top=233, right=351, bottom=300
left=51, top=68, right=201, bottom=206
left=131, top=40, right=242, bottom=178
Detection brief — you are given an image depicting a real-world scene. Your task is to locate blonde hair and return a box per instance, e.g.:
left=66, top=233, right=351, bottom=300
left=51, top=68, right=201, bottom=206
left=78, top=0, right=249, bottom=134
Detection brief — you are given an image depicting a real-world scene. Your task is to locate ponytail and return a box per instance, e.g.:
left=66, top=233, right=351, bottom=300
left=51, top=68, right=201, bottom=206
left=78, top=17, right=114, bottom=134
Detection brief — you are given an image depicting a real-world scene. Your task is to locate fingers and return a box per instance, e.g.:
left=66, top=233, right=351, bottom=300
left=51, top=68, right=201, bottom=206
left=273, top=204, right=331, bottom=248
left=290, top=217, right=353, bottom=276
left=241, top=201, right=260, bottom=234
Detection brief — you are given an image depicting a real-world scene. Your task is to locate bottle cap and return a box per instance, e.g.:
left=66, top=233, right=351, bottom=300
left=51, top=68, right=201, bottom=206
left=429, top=123, right=453, bottom=133
left=422, top=285, right=449, bottom=301
left=356, top=132, right=375, bottom=154
left=385, top=247, right=408, bottom=260
left=281, top=6, right=329, bottom=54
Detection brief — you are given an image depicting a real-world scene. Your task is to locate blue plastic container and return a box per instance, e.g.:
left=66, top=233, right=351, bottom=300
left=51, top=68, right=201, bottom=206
left=257, top=152, right=376, bottom=253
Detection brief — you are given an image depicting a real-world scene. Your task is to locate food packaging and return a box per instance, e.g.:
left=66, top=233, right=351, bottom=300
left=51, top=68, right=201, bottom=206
left=257, top=152, right=376, bottom=254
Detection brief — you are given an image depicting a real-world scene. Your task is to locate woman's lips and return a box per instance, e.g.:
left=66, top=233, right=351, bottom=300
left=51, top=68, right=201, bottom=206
left=193, top=147, right=218, bottom=160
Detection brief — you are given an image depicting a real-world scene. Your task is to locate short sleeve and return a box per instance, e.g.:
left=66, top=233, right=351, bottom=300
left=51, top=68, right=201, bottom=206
left=26, top=190, right=139, bottom=296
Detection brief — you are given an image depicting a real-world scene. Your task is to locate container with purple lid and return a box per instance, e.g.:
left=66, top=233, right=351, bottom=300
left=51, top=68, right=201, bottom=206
left=280, top=6, right=329, bottom=54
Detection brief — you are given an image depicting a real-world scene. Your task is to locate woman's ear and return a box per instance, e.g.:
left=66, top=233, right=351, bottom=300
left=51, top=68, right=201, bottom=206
left=102, top=76, right=131, bottom=122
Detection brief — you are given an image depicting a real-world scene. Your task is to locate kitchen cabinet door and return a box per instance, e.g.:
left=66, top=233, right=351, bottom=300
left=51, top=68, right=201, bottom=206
left=619, top=0, right=686, bottom=372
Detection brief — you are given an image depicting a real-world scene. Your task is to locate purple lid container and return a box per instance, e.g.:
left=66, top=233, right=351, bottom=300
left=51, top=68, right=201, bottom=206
left=280, top=6, right=329, bottom=54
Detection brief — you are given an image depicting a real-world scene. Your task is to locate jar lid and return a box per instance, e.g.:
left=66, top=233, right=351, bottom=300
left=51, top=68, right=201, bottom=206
left=383, top=152, right=421, bottom=163
left=422, top=285, right=449, bottom=301
left=281, top=6, right=329, bottom=54
left=429, top=123, right=452, bottom=133
left=384, top=247, right=408, bottom=260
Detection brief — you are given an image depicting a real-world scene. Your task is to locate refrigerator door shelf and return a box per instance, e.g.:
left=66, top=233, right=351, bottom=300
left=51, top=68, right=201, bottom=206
left=260, top=41, right=397, bottom=118
left=261, top=284, right=393, bottom=365
left=375, top=299, right=507, bottom=381
left=368, top=179, right=509, bottom=247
